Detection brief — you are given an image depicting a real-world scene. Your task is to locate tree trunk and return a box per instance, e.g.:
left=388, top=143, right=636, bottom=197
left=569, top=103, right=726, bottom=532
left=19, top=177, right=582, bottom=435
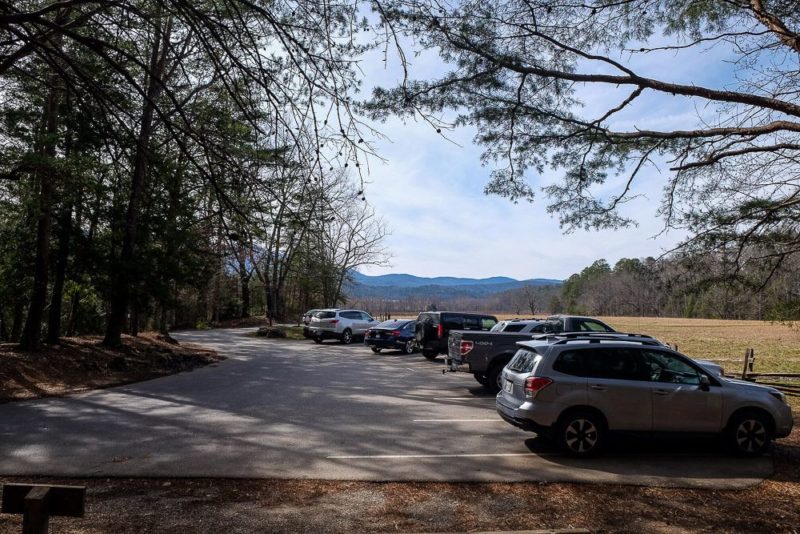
left=159, top=301, right=168, bottom=334
left=10, top=303, right=24, bottom=342
left=46, top=203, right=72, bottom=344
left=240, top=263, right=251, bottom=318
left=130, top=295, right=139, bottom=337
left=103, top=17, right=170, bottom=347
left=66, top=290, right=80, bottom=336
left=19, top=71, right=61, bottom=351
left=264, top=283, right=277, bottom=326
left=0, top=305, right=8, bottom=341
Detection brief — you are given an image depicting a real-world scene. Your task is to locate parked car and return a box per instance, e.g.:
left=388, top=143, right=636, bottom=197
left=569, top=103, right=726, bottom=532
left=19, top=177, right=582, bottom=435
left=301, top=309, right=321, bottom=338
left=415, top=311, right=498, bottom=360
left=490, top=319, right=548, bottom=333
left=364, top=320, right=418, bottom=354
left=544, top=314, right=615, bottom=333
left=446, top=315, right=616, bottom=393
left=308, top=309, right=380, bottom=344
left=302, top=309, right=320, bottom=325
left=496, top=333, right=793, bottom=457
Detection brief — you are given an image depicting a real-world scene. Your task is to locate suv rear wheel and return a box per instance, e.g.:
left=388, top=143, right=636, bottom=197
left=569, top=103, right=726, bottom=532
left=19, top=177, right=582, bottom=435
left=485, top=365, right=505, bottom=394
left=485, top=359, right=511, bottom=394
left=341, top=329, right=353, bottom=344
left=371, top=347, right=382, bottom=354
left=558, top=410, right=605, bottom=457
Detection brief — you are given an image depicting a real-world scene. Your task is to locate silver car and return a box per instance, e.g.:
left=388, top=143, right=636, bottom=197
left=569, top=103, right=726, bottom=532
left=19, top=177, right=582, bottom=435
left=308, top=309, right=380, bottom=344
left=496, top=334, right=793, bottom=456
left=490, top=319, right=549, bottom=333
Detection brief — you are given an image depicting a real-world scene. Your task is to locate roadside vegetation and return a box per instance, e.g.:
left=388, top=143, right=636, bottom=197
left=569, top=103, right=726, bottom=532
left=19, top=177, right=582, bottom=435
left=0, top=333, right=221, bottom=403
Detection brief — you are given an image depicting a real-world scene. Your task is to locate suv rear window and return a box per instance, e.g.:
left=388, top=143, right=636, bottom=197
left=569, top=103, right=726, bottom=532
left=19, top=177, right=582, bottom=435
left=441, top=314, right=463, bottom=329
left=315, top=311, right=336, bottom=319
left=417, top=313, right=437, bottom=325
left=507, top=349, right=544, bottom=373
left=502, top=324, right=525, bottom=332
left=462, top=316, right=481, bottom=330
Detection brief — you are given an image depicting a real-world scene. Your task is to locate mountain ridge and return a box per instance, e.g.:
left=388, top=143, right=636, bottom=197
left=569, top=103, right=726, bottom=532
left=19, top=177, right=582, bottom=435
left=351, top=271, right=562, bottom=288
left=348, top=272, right=562, bottom=299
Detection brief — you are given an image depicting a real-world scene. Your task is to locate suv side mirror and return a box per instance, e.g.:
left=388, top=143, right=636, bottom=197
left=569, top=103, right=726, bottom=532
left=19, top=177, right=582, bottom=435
left=699, top=375, right=711, bottom=391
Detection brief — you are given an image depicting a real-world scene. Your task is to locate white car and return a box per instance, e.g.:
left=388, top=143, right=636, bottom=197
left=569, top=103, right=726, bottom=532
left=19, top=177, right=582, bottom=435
left=308, top=309, right=380, bottom=344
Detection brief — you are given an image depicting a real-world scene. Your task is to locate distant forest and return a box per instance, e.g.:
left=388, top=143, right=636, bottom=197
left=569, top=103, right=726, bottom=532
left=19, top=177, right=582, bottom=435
left=350, top=251, right=800, bottom=322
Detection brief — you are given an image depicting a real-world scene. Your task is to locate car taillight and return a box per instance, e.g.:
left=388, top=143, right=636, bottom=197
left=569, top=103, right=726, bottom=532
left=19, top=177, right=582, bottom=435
left=391, top=330, right=401, bottom=337
left=330, top=319, right=339, bottom=325
left=437, top=324, right=444, bottom=338
left=365, top=329, right=372, bottom=337
left=524, top=377, right=552, bottom=398
left=459, top=341, right=474, bottom=356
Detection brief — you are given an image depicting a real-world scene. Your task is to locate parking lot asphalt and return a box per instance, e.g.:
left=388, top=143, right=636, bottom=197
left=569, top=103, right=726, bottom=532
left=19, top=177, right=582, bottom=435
left=0, top=328, right=773, bottom=488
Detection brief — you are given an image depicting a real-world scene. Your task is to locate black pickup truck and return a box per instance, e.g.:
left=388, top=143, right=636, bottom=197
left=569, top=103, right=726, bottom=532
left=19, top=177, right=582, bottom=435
left=445, top=315, right=615, bottom=393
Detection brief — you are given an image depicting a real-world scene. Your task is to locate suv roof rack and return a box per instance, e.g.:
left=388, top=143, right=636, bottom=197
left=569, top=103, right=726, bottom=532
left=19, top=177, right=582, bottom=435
left=530, top=332, right=663, bottom=346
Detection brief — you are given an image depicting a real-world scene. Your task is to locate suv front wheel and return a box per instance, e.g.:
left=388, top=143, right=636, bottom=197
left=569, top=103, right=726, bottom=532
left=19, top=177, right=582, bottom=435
left=558, top=410, right=605, bottom=457
left=727, top=411, right=772, bottom=456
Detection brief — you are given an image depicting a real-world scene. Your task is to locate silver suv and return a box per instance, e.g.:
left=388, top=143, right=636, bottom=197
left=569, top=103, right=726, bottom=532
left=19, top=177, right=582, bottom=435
left=490, top=319, right=549, bottom=333
left=308, top=309, right=379, bottom=344
left=496, top=334, right=793, bottom=457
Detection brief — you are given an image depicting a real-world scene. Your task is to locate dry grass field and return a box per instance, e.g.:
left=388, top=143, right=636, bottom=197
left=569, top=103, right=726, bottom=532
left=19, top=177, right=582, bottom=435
left=490, top=314, right=800, bottom=372
left=600, top=316, right=800, bottom=374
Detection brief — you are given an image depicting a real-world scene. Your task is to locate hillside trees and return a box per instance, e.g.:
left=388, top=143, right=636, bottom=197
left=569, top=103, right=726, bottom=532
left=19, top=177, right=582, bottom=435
left=369, top=0, right=800, bottom=285
left=0, top=1, right=388, bottom=348
left=559, top=252, right=800, bottom=321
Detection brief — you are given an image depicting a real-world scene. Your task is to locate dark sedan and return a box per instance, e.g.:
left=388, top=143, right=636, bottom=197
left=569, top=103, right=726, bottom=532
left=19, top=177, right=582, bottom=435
left=364, top=320, right=417, bottom=354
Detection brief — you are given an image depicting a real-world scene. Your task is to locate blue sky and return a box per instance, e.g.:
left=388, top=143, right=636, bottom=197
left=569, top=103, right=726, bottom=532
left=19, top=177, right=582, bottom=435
left=353, top=32, right=737, bottom=280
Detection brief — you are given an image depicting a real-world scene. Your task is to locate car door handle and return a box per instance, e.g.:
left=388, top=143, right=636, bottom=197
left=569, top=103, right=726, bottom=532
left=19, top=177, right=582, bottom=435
left=653, top=389, right=671, bottom=396
left=590, top=385, right=607, bottom=391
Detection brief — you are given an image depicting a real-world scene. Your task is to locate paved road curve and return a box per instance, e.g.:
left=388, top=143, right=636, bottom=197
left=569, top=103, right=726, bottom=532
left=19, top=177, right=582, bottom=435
left=0, top=328, right=772, bottom=488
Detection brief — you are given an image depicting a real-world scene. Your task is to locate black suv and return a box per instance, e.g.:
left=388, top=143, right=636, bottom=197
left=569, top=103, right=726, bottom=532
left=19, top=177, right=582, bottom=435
left=415, top=311, right=498, bottom=360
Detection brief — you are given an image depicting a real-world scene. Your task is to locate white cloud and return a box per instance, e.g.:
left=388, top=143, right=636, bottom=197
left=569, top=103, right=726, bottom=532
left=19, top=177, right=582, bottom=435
left=354, top=25, right=732, bottom=280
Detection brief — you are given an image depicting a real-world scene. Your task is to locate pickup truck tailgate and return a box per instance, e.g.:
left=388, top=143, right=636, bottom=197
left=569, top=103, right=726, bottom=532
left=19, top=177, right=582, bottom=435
left=446, top=331, right=467, bottom=372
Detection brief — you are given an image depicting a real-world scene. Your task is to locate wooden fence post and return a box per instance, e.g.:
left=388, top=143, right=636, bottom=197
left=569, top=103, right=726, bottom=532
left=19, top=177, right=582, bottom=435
left=740, top=348, right=755, bottom=380
left=22, top=487, right=50, bottom=534
left=2, top=484, right=85, bottom=534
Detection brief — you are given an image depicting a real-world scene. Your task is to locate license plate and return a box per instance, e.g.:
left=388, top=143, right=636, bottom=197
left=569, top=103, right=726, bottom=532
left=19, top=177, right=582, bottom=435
left=503, top=379, right=513, bottom=393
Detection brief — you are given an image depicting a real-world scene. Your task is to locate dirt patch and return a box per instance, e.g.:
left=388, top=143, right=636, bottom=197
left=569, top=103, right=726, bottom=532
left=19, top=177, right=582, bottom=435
left=0, top=426, right=797, bottom=533
left=0, top=332, right=223, bottom=403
